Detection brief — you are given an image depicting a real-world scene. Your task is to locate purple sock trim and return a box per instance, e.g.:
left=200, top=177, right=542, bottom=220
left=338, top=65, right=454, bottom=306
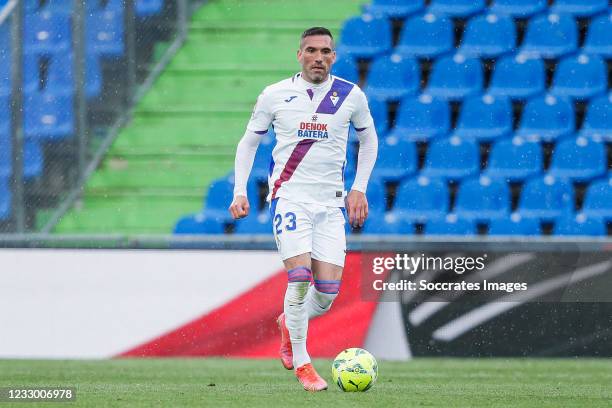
left=287, top=266, right=312, bottom=282
left=314, top=279, right=341, bottom=294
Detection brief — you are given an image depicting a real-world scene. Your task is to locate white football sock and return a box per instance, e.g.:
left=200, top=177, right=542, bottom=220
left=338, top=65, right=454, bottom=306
left=284, top=279, right=311, bottom=368
left=306, top=284, right=338, bottom=319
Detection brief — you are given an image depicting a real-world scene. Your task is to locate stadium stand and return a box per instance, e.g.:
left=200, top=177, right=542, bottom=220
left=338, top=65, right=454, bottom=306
left=387, top=94, right=450, bottom=142
left=489, top=0, right=547, bottom=18
left=487, top=54, right=545, bottom=100
left=395, top=12, right=453, bottom=59
left=458, top=13, right=515, bottom=59
left=454, top=176, right=511, bottom=222
left=421, top=136, right=479, bottom=181
left=166, top=0, right=610, bottom=237
left=424, top=53, right=483, bottom=100
left=392, top=176, right=449, bottom=222
left=518, top=176, right=575, bottom=222
left=519, top=13, right=577, bottom=59
left=488, top=214, right=541, bottom=236
left=3, top=0, right=605, bottom=236
left=364, top=54, right=419, bottom=102
left=425, top=215, right=477, bottom=235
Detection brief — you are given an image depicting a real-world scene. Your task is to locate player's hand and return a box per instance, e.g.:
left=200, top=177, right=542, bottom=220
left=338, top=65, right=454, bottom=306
left=346, top=190, right=368, bottom=228
left=229, top=195, right=250, bottom=219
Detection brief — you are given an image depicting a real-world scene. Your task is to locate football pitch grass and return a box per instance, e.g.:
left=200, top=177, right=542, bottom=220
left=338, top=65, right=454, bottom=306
left=1, top=358, right=611, bottom=407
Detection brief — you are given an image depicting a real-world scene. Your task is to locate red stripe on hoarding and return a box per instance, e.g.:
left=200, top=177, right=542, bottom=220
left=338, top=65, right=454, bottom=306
left=119, top=253, right=381, bottom=358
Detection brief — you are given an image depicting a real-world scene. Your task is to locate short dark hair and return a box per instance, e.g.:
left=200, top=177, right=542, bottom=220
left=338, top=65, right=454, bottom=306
left=300, top=27, right=334, bottom=48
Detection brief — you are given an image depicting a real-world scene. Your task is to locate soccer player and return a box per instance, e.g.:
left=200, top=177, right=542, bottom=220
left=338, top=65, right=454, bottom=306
left=228, top=27, right=378, bottom=391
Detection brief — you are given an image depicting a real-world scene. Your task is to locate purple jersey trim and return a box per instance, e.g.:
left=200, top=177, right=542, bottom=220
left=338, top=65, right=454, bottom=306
left=307, top=89, right=314, bottom=100
left=271, top=139, right=316, bottom=199
left=254, top=130, right=268, bottom=135
left=316, top=78, right=354, bottom=115
left=355, top=126, right=367, bottom=132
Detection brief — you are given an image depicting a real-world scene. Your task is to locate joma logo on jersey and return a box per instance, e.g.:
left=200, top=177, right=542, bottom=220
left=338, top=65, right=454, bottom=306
left=297, top=121, right=329, bottom=139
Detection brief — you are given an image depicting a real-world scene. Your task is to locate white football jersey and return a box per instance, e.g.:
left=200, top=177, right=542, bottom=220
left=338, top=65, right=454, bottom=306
left=247, top=73, right=374, bottom=207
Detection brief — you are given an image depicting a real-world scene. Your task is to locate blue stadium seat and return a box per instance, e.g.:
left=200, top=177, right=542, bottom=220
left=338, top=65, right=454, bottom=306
left=0, top=132, right=10, bottom=179
left=551, top=0, right=608, bottom=18
left=0, top=31, right=9, bottom=97
left=23, top=54, right=41, bottom=95
left=489, top=0, right=547, bottom=18
left=173, top=213, right=225, bottom=234
left=488, top=214, right=541, bottom=236
left=459, top=13, right=516, bottom=58
left=362, top=212, right=413, bottom=234
left=518, top=175, right=574, bottom=221
left=349, top=98, right=389, bottom=142
left=24, top=10, right=71, bottom=54
left=358, top=179, right=386, bottom=215
left=0, top=132, right=44, bottom=181
left=425, top=214, right=477, bottom=235
left=0, top=177, right=10, bottom=221
left=395, top=12, right=453, bottom=59
left=23, top=140, right=43, bottom=180
left=368, top=97, right=389, bottom=136
left=87, top=7, right=125, bottom=57
left=554, top=213, right=606, bottom=236
left=421, top=136, right=479, bottom=180
left=515, top=95, right=574, bottom=142
left=371, top=135, right=417, bottom=183
left=363, top=0, right=424, bottom=18
left=0, top=94, right=9, bottom=136
left=484, top=137, right=542, bottom=182
left=453, top=94, right=512, bottom=141
left=425, top=53, right=483, bottom=101
left=364, top=54, right=419, bottom=102
left=550, top=54, right=606, bottom=101
left=332, top=54, right=359, bottom=84
left=46, top=53, right=103, bottom=100
left=251, top=132, right=275, bottom=182
left=202, top=177, right=236, bottom=222
left=487, top=54, right=545, bottom=100
left=428, top=0, right=486, bottom=18
left=520, top=13, right=577, bottom=59
left=24, top=92, right=74, bottom=141
left=393, top=176, right=449, bottom=222
left=454, top=176, right=511, bottom=221
left=344, top=140, right=358, bottom=181
left=580, top=94, right=612, bottom=142
left=234, top=211, right=272, bottom=234
left=583, top=14, right=612, bottom=59
left=582, top=178, right=612, bottom=220
left=338, top=15, right=392, bottom=59
left=136, top=0, right=165, bottom=18
left=548, top=137, right=606, bottom=182
left=44, top=0, right=73, bottom=14
left=388, top=94, right=450, bottom=142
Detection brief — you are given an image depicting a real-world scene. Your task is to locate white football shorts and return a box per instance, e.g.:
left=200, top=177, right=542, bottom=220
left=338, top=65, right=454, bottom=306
left=269, top=197, right=347, bottom=267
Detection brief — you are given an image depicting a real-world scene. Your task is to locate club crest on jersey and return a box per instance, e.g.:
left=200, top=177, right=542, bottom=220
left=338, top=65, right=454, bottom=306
left=297, top=121, right=329, bottom=139
left=330, top=91, right=339, bottom=106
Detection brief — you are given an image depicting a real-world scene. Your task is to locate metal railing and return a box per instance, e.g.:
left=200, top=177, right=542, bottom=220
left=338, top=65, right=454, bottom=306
left=0, top=0, right=195, bottom=234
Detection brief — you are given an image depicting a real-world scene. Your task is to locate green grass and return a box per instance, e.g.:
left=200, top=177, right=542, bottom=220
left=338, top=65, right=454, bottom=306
left=1, top=358, right=611, bottom=407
